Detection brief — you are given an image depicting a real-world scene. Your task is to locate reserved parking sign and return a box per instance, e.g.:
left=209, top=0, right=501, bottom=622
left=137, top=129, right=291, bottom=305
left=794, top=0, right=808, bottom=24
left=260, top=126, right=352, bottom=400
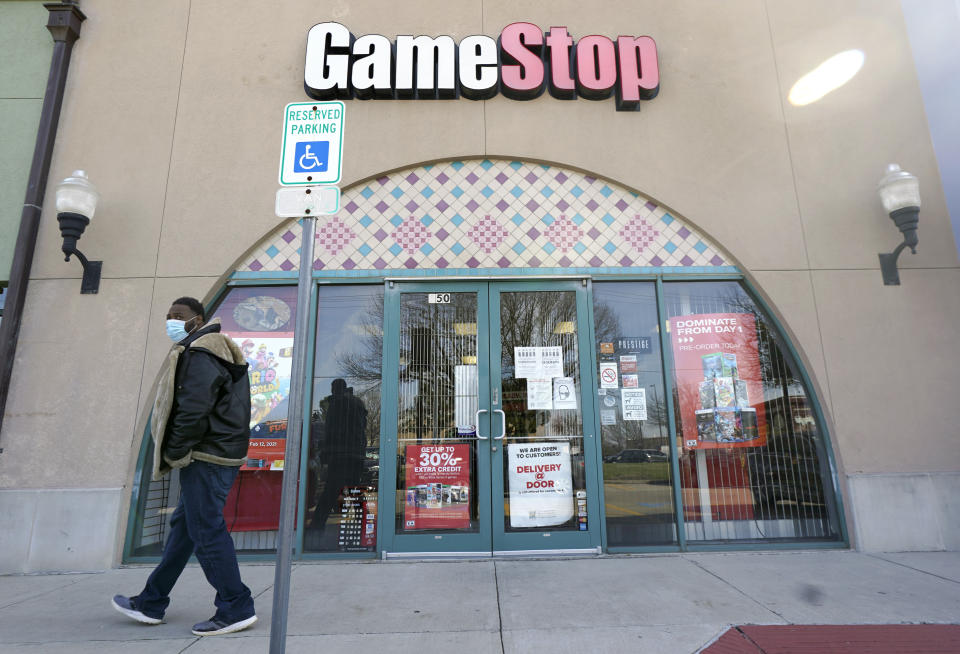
left=279, top=102, right=344, bottom=185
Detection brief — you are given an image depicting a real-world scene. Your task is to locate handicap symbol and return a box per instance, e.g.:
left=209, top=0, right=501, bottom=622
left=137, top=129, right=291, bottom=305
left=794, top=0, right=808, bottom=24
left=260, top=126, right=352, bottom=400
left=293, top=141, right=329, bottom=173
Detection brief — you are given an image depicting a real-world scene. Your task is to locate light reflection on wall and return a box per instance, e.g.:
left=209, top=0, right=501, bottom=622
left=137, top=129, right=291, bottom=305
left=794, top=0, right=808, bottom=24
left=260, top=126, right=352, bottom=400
left=788, top=49, right=865, bottom=106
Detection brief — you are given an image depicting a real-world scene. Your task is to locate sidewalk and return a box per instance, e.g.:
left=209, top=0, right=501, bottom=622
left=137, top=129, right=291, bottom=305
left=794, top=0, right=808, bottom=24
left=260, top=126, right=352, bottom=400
left=1, top=550, right=958, bottom=653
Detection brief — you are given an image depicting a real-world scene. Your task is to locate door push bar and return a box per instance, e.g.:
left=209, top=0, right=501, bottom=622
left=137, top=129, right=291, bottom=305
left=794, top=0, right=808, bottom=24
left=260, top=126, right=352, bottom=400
left=493, top=409, right=506, bottom=440
left=475, top=409, right=489, bottom=440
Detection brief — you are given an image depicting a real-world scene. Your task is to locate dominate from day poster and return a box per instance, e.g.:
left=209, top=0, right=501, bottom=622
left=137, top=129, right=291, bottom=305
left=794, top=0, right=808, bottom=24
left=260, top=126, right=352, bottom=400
left=669, top=313, right=767, bottom=450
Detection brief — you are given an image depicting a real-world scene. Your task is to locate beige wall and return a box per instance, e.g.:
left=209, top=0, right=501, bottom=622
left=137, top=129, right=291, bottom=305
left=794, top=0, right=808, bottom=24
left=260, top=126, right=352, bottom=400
left=2, top=1, right=958, bottom=550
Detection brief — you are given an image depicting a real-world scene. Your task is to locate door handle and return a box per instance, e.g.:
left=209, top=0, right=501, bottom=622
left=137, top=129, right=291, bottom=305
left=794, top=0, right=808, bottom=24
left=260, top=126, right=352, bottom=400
left=493, top=409, right=506, bottom=440
left=475, top=409, right=489, bottom=440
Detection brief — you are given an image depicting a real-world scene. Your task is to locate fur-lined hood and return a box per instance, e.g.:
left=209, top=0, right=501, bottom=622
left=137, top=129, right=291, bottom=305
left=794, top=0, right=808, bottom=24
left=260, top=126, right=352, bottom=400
left=149, top=318, right=247, bottom=480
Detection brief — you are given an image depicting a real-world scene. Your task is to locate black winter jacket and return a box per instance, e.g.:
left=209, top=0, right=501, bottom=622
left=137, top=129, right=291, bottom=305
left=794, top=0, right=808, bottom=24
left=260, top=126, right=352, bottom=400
left=162, top=322, right=252, bottom=468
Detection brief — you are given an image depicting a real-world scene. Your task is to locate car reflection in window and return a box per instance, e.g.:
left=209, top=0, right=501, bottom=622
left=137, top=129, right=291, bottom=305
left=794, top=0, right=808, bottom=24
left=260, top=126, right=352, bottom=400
left=603, top=449, right=668, bottom=463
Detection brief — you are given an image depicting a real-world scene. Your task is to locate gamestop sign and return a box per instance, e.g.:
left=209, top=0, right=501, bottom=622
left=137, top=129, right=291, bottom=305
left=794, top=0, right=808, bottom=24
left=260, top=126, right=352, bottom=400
left=304, top=22, right=659, bottom=111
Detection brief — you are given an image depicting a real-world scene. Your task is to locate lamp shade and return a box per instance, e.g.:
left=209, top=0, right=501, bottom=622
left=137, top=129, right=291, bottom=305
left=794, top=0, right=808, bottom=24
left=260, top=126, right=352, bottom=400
left=55, top=170, right=100, bottom=220
left=877, top=163, right=920, bottom=214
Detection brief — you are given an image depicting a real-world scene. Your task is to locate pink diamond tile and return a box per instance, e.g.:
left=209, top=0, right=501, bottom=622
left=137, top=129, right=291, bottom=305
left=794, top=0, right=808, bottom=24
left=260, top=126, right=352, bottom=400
left=468, top=215, right=508, bottom=254
left=620, top=215, right=659, bottom=253
left=544, top=215, right=583, bottom=252
left=316, top=217, right=356, bottom=256
left=392, top=217, right=433, bottom=253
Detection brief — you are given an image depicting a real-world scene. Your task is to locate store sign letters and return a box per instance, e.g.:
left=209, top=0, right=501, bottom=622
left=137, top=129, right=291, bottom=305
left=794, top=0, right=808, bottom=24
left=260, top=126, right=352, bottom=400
left=304, top=22, right=659, bottom=111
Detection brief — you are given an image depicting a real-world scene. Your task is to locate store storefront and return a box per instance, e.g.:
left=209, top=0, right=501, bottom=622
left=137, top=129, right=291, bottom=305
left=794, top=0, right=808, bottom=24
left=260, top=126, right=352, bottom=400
left=4, top=1, right=957, bottom=575
left=125, top=160, right=843, bottom=560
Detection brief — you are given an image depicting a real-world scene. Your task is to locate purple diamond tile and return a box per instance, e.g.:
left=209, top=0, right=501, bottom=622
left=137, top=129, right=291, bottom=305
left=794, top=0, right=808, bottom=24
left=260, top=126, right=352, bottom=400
left=375, top=200, right=389, bottom=213
left=527, top=227, right=541, bottom=239
left=650, top=255, right=664, bottom=266
left=589, top=256, right=603, bottom=267
left=680, top=255, right=694, bottom=266
left=405, top=172, right=419, bottom=184
left=555, top=171, right=568, bottom=183
left=248, top=259, right=263, bottom=271
left=587, top=227, right=601, bottom=240
left=466, top=256, right=480, bottom=268
left=526, top=199, right=540, bottom=212
left=528, top=256, right=542, bottom=267
left=312, top=259, right=324, bottom=270
left=495, top=172, right=508, bottom=184
left=436, top=228, right=449, bottom=240
left=377, top=176, right=389, bottom=185
left=619, top=255, right=634, bottom=266
left=405, top=200, right=419, bottom=212
left=404, top=257, right=418, bottom=269
left=342, top=258, right=356, bottom=270
left=556, top=199, right=570, bottom=212
left=435, top=257, right=449, bottom=268
left=465, top=172, right=479, bottom=185
left=436, top=172, right=449, bottom=184
left=497, top=256, right=511, bottom=268
left=557, top=255, right=572, bottom=267
left=645, top=201, right=657, bottom=211
left=436, top=199, right=449, bottom=213
left=615, top=199, right=629, bottom=212
left=710, top=254, right=725, bottom=266
left=344, top=201, right=359, bottom=214
left=495, top=199, right=509, bottom=212
left=279, top=259, right=295, bottom=271
left=585, top=199, right=599, bottom=212
left=677, top=226, right=691, bottom=239
left=281, top=230, right=296, bottom=243
left=465, top=199, right=480, bottom=212
left=525, top=171, right=538, bottom=184
left=585, top=175, right=597, bottom=183
left=374, top=228, right=388, bottom=241
left=373, top=257, right=388, bottom=270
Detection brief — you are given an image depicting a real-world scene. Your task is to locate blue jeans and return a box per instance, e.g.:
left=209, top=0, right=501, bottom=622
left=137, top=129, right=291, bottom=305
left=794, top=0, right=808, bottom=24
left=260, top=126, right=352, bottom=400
left=135, top=460, right=254, bottom=622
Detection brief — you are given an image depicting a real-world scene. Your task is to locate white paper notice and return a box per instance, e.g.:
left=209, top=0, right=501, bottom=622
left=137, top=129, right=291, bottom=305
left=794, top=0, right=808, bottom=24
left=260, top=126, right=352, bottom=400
left=527, top=379, right=553, bottom=410
left=552, top=377, right=577, bottom=409
left=540, top=346, right=564, bottom=378
left=621, top=388, right=647, bottom=421
left=514, top=347, right=539, bottom=378
left=507, top=442, right=574, bottom=528
left=599, top=362, right=619, bottom=389
left=600, top=410, right=617, bottom=425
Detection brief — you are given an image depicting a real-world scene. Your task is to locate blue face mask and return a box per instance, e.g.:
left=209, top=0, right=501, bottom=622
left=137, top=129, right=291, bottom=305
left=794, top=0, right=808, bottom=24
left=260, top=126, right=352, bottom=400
left=166, top=319, right=189, bottom=342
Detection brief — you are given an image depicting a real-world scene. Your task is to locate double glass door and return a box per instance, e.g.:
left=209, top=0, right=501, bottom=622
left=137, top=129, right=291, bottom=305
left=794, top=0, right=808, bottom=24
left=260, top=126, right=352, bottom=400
left=380, top=281, right=600, bottom=555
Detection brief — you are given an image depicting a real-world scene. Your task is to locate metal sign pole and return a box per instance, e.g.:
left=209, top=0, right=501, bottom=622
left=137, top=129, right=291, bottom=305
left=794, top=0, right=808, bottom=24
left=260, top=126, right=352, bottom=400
left=269, top=215, right=316, bottom=654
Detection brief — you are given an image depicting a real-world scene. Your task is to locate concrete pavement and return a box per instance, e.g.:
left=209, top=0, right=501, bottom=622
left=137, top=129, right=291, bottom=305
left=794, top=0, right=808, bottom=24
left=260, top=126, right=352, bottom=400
left=1, top=550, right=958, bottom=653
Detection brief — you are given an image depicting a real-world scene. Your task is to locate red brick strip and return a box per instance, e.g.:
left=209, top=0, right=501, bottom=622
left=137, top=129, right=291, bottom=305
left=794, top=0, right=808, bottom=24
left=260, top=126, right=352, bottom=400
left=702, top=625, right=960, bottom=653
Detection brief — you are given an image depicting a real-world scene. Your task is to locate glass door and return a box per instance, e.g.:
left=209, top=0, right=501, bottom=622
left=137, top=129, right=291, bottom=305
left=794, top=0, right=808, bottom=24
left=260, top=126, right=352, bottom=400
left=489, top=281, right=601, bottom=553
left=380, top=280, right=600, bottom=555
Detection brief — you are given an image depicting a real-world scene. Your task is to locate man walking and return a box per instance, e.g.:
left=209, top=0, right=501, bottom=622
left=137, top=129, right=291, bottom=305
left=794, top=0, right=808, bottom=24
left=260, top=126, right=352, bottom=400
left=112, top=297, right=257, bottom=636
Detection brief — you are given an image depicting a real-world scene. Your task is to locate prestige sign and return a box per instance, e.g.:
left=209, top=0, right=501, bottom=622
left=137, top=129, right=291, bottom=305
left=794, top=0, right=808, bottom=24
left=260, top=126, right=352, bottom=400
left=304, top=22, right=659, bottom=111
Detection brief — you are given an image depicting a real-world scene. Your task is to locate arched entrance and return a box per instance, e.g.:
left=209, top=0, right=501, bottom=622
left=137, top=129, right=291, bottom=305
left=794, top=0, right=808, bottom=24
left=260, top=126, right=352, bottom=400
left=124, top=159, right=845, bottom=561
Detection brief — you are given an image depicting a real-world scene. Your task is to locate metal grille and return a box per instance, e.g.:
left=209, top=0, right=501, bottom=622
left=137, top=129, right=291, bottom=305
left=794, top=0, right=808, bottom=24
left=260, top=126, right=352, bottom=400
left=396, top=292, right=480, bottom=531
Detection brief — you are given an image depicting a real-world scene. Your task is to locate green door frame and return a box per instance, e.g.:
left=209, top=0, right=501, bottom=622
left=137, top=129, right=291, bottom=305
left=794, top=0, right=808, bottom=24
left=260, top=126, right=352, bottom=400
left=379, top=279, right=603, bottom=556
left=487, top=279, right=602, bottom=554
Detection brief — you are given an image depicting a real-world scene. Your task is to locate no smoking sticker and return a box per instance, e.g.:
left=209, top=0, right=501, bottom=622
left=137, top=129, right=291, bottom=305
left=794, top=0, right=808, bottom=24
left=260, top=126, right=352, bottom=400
left=599, top=362, right=619, bottom=389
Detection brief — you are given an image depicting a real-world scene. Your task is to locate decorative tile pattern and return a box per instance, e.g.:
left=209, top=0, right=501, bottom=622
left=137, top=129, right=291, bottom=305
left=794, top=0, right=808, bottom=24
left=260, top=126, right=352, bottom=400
left=316, top=217, right=355, bottom=256
left=236, top=159, right=730, bottom=273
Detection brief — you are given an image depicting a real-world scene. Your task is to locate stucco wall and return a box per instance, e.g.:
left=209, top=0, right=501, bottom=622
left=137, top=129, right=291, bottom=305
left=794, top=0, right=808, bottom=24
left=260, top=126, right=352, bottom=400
left=2, top=0, right=958, bottom=567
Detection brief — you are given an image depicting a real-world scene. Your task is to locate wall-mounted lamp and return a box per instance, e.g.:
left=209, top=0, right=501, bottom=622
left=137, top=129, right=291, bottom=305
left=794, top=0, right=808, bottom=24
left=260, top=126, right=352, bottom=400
left=877, top=164, right=920, bottom=286
left=55, top=170, right=101, bottom=294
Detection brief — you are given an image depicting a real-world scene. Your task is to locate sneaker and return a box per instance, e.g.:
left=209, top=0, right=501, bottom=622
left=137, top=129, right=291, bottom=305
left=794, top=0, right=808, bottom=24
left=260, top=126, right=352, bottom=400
left=191, top=614, right=257, bottom=636
left=111, top=595, right=163, bottom=625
